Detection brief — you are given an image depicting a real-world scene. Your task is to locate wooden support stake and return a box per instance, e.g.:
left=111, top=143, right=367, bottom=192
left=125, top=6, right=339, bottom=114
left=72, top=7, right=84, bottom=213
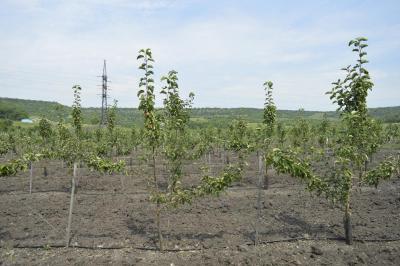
left=255, top=154, right=263, bottom=245
left=29, top=162, right=33, bottom=194
left=66, top=162, right=77, bottom=247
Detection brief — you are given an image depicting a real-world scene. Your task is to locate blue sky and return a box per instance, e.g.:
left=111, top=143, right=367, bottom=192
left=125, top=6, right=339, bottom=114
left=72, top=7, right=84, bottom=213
left=0, top=0, right=399, bottom=110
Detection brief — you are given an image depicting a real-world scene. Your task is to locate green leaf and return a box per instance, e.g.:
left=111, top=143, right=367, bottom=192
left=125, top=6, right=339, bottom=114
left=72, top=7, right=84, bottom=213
left=137, top=90, right=144, bottom=97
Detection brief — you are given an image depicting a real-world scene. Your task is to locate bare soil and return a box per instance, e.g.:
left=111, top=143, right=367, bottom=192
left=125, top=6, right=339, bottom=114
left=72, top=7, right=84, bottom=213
left=1, top=150, right=399, bottom=265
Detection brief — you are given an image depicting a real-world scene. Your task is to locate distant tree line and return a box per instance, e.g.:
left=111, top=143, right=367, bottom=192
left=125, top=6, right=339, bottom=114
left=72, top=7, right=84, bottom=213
left=1, top=97, right=399, bottom=128
left=0, top=104, right=28, bottom=120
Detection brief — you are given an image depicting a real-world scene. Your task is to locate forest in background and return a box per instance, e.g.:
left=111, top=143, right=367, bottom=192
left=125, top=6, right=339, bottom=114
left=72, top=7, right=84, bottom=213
left=1, top=97, right=399, bottom=129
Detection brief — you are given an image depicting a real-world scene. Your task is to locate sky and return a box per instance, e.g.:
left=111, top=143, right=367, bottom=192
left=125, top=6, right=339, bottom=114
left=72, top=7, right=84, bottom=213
left=0, top=0, right=399, bottom=110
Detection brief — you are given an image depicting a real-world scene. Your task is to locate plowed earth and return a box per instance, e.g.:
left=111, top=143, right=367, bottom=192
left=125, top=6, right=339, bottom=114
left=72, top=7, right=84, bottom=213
left=1, top=150, right=399, bottom=265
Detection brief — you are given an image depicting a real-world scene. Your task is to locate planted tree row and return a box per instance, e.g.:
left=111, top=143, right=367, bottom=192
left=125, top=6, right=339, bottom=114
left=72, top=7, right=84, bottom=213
left=0, top=37, right=399, bottom=251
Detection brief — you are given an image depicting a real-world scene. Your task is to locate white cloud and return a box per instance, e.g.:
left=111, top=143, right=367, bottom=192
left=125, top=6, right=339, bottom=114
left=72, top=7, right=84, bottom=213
left=0, top=1, right=399, bottom=110
left=3, top=0, right=43, bottom=11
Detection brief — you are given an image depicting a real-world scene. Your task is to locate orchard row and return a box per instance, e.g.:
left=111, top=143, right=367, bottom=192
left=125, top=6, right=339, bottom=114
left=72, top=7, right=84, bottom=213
left=1, top=37, right=399, bottom=250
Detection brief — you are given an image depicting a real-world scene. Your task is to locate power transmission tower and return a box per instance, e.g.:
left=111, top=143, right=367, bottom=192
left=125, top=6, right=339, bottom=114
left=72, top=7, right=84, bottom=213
left=100, top=60, right=108, bottom=126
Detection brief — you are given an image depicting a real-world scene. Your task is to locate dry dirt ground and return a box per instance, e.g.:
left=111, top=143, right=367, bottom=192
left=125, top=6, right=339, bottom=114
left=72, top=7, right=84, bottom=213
left=0, top=150, right=399, bottom=265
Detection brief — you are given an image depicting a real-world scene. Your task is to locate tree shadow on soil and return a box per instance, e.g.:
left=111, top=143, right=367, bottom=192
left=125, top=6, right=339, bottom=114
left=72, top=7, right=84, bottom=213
left=245, top=211, right=341, bottom=243
left=126, top=217, right=224, bottom=248
left=0, top=229, right=11, bottom=241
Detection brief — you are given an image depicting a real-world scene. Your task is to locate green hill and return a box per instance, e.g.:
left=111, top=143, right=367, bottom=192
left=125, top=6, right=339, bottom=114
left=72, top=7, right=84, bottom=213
left=1, top=97, right=399, bottom=128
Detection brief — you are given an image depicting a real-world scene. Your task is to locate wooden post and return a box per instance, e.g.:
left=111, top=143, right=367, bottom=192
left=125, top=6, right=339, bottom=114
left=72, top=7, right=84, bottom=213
left=256, top=151, right=259, bottom=171
left=152, top=148, right=163, bottom=251
left=29, top=162, right=33, bottom=194
left=255, top=154, right=263, bottom=245
left=262, top=151, right=270, bottom=190
left=156, top=203, right=163, bottom=251
left=344, top=204, right=352, bottom=244
left=66, top=162, right=77, bottom=247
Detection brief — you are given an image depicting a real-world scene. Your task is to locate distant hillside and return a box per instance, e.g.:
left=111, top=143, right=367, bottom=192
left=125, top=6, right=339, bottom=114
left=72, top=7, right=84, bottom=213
left=1, top=97, right=399, bottom=127
left=368, top=106, right=400, bottom=123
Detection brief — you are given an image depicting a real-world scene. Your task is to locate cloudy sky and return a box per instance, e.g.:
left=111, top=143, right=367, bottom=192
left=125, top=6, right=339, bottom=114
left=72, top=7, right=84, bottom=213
left=0, top=0, right=399, bottom=110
